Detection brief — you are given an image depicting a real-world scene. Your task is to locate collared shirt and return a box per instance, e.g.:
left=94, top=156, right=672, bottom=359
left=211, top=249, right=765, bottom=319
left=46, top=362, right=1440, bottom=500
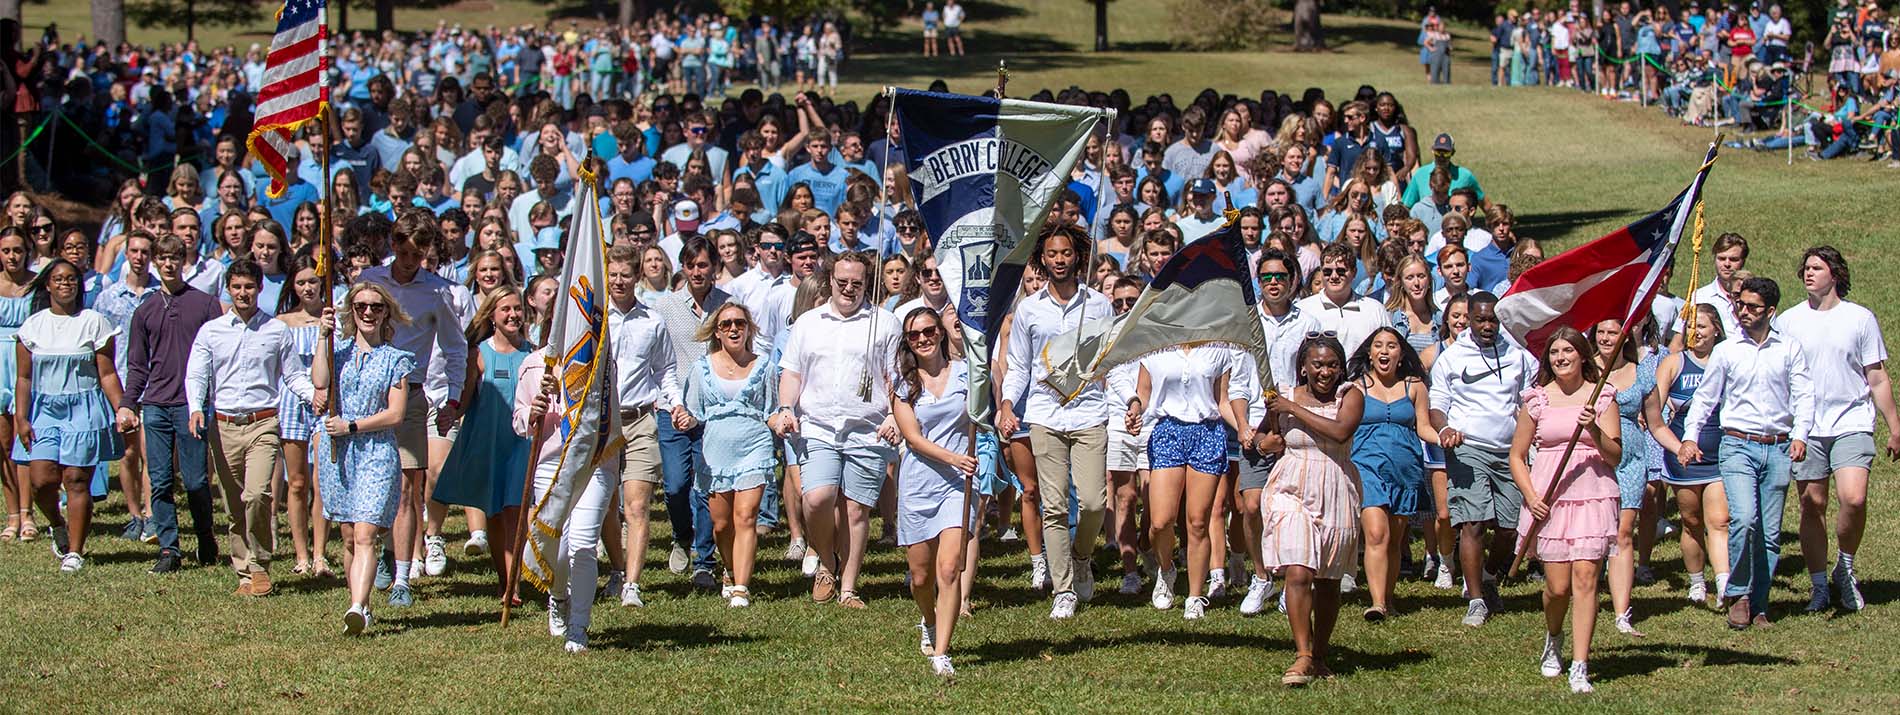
left=355, top=265, right=469, bottom=396
left=1294, top=292, right=1391, bottom=356
left=94, top=275, right=157, bottom=373
left=1003, top=285, right=1114, bottom=432
left=186, top=257, right=225, bottom=296
left=184, top=309, right=310, bottom=415
left=726, top=267, right=792, bottom=355
left=124, top=283, right=226, bottom=407
left=610, top=301, right=679, bottom=409
left=1684, top=329, right=1815, bottom=441
left=650, top=286, right=730, bottom=404
left=421, top=283, right=479, bottom=407
left=1674, top=279, right=1740, bottom=340
left=778, top=301, right=901, bottom=448
left=1259, top=304, right=1322, bottom=396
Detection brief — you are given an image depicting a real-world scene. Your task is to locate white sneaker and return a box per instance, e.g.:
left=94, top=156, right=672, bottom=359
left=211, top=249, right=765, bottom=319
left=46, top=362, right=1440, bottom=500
left=1614, top=608, right=1643, bottom=636
left=58, top=552, right=84, bottom=573
left=729, top=593, right=751, bottom=608
left=801, top=552, right=820, bottom=577
left=1030, top=555, right=1050, bottom=591
left=1049, top=591, right=1078, bottom=619
left=547, top=597, right=569, bottom=638
left=1206, top=569, right=1228, bottom=600
left=1119, top=572, right=1142, bottom=595
left=620, top=582, right=645, bottom=608
left=1241, top=575, right=1274, bottom=616
left=1715, top=573, right=1731, bottom=604
left=1657, top=517, right=1676, bottom=536
left=1074, top=559, right=1096, bottom=602
left=668, top=542, right=689, bottom=574
left=999, top=528, right=1020, bottom=542
left=563, top=639, right=588, bottom=654
left=423, top=535, right=448, bottom=577
left=929, top=654, right=955, bottom=678
left=1151, top=568, right=1176, bottom=610
left=1422, top=555, right=1439, bottom=584
left=1340, top=573, right=1357, bottom=593
left=1833, top=563, right=1864, bottom=612
left=462, top=531, right=488, bottom=556
left=917, top=619, right=935, bottom=655
left=1184, top=595, right=1207, bottom=620
left=784, top=538, right=807, bottom=562
left=1462, top=598, right=1490, bottom=627
left=343, top=605, right=367, bottom=636
left=1540, top=633, right=1562, bottom=677
left=1277, top=589, right=1287, bottom=614
left=1433, top=564, right=1456, bottom=590
left=1568, top=661, right=1594, bottom=694
left=1686, top=581, right=1707, bottom=605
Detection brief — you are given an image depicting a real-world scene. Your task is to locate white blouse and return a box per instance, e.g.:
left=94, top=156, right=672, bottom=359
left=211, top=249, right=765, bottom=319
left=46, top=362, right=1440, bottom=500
left=1139, top=345, right=1230, bottom=424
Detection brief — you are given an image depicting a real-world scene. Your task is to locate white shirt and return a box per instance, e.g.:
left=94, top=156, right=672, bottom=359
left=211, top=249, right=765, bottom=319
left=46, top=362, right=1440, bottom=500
left=610, top=301, right=679, bottom=409
left=779, top=301, right=901, bottom=448
left=943, top=2, right=964, bottom=26
left=726, top=266, right=793, bottom=355
left=1776, top=300, right=1885, bottom=438
left=1002, top=285, right=1114, bottom=432
left=1260, top=304, right=1322, bottom=396
left=355, top=265, right=469, bottom=395
left=1140, top=346, right=1228, bottom=423
left=1683, top=329, right=1815, bottom=442
left=423, top=283, right=479, bottom=407
left=1175, top=213, right=1225, bottom=244
left=1295, top=292, right=1391, bottom=356
left=186, top=257, right=226, bottom=297
left=894, top=294, right=951, bottom=323
left=1424, top=226, right=1496, bottom=258
left=184, top=309, right=310, bottom=415
left=1674, top=279, right=1740, bottom=340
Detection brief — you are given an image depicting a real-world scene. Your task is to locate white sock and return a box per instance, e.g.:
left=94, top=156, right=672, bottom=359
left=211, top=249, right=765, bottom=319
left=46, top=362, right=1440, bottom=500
left=1809, top=571, right=1828, bottom=589
left=1208, top=568, right=1226, bottom=585
left=395, top=560, right=412, bottom=587
left=1839, top=551, right=1856, bottom=571
left=1688, top=572, right=1706, bottom=587
left=469, top=530, right=487, bottom=542
left=1032, top=553, right=1047, bottom=566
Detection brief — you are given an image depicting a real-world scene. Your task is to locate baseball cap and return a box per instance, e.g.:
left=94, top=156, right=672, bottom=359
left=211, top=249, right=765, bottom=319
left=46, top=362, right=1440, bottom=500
left=1187, top=178, right=1217, bottom=195
left=671, top=200, right=701, bottom=232
left=1432, top=133, right=1456, bottom=153
left=787, top=234, right=820, bottom=256
left=531, top=226, right=563, bottom=252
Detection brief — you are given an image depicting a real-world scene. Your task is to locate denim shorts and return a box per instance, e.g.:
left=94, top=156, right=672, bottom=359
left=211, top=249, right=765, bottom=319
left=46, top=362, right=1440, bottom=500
left=797, top=438, right=893, bottom=507
left=1147, top=417, right=1226, bottom=475
left=1794, top=432, right=1875, bottom=482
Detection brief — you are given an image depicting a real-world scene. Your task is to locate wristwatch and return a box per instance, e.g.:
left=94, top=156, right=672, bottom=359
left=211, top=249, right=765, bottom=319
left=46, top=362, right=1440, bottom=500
left=349, top=420, right=359, bottom=434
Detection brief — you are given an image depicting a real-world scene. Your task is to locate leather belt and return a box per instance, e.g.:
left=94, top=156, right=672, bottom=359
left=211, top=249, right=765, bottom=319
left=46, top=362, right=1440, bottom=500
left=215, top=408, right=279, bottom=426
left=620, top=404, right=655, bottom=421
left=1724, top=429, right=1790, bottom=445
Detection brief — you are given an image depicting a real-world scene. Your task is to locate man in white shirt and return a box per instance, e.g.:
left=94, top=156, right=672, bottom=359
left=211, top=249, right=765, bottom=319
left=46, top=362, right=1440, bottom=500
left=1681, top=276, right=1814, bottom=629
left=354, top=211, right=470, bottom=607
left=726, top=223, right=795, bottom=356
left=893, top=254, right=951, bottom=321
left=602, top=244, right=679, bottom=608
left=1671, top=232, right=1747, bottom=351
left=1428, top=291, right=1538, bottom=628
left=1776, top=247, right=1900, bottom=614
left=1296, top=243, right=1391, bottom=355
left=771, top=251, right=901, bottom=609
left=185, top=261, right=311, bottom=598
left=1000, top=225, right=1115, bottom=620
left=1236, top=250, right=1320, bottom=614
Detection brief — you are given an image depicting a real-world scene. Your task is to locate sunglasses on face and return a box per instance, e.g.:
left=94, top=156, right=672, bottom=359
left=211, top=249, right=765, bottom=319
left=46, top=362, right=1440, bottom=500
left=896, top=224, right=923, bottom=234
left=1321, top=267, right=1352, bottom=277
left=832, top=278, right=864, bottom=289
left=1735, top=301, right=1769, bottom=313
left=904, top=327, right=940, bottom=342
left=1258, top=271, right=1290, bottom=284
left=352, top=302, right=388, bottom=314
left=1112, top=297, right=1138, bottom=309
left=758, top=241, right=785, bottom=252
left=918, top=267, right=941, bottom=280
left=717, top=317, right=749, bottom=330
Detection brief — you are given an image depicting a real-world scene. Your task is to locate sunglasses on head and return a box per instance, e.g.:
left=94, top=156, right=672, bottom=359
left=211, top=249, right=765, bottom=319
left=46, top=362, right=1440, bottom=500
left=1305, top=329, right=1339, bottom=339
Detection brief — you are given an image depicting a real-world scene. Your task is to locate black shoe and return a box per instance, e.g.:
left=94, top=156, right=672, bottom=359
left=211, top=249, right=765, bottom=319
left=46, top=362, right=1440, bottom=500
left=150, top=552, right=182, bottom=574
left=195, top=538, right=219, bottom=567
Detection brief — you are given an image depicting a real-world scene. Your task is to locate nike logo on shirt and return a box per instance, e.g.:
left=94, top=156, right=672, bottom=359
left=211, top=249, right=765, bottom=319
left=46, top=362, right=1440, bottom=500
left=1459, top=366, right=1505, bottom=384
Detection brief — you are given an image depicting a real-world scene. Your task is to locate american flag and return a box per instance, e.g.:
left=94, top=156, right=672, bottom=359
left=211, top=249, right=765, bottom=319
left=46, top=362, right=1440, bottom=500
left=246, top=0, right=328, bottom=198
left=1497, top=144, right=1719, bottom=350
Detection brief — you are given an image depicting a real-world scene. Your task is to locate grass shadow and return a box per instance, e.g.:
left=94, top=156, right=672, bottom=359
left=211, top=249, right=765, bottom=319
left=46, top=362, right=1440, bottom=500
left=969, top=629, right=1291, bottom=664
left=591, top=621, right=766, bottom=651
left=1517, top=207, right=1643, bottom=236
left=1592, top=642, right=1797, bottom=683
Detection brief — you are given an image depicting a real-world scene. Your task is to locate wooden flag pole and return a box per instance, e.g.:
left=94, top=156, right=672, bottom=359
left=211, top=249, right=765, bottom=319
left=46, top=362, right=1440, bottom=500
left=317, top=104, right=343, bottom=464
left=1507, top=326, right=1630, bottom=579
left=954, top=421, right=979, bottom=576
left=501, top=355, right=557, bottom=627
left=996, top=61, right=1008, bottom=99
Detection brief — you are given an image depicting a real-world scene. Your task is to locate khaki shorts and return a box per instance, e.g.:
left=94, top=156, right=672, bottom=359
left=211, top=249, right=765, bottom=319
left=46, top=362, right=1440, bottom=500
left=427, top=400, right=460, bottom=443
left=620, top=410, right=662, bottom=485
left=397, top=384, right=428, bottom=471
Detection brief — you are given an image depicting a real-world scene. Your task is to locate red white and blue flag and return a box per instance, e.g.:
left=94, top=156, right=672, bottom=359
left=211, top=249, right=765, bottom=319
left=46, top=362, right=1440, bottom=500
left=246, top=0, right=328, bottom=199
left=1498, top=145, right=1718, bottom=349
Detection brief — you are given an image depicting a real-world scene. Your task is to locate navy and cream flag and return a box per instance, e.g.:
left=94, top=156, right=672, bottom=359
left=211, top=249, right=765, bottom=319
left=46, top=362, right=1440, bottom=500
left=523, top=170, right=624, bottom=593
left=893, top=88, right=1108, bottom=422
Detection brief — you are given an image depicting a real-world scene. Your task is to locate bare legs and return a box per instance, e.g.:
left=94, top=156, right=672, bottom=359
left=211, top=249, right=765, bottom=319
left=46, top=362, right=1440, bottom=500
left=710, top=486, right=764, bottom=593
left=1610, top=509, right=1642, bottom=634
left=118, top=428, right=149, bottom=526
left=1111, top=468, right=1142, bottom=578
left=620, top=480, right=656, bottom=589
left=29, top=462, right=92, bottom=554
left=1361, top=507, right=1409, bottom=614
left=345, top=522, right=381, bottom=610
left=1675, top=481, right=1731, bottom=594
left=1543, top=559, right=1602, bottom=664
left=1283, top=565, right=1341, bottom=678
left=283, top=440, right=328, bottom=570
left=1005, top=437, right=1044, bottom=574
left=907, top=527, right=968, bottom=656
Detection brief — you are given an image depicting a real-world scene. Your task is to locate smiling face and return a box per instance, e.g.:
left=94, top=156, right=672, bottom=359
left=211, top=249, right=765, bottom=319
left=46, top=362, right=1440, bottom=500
left=903, top=311, right=943, bottom=362
left=1593, top=319, right=1623, bottom=360
left=1545, top=334, right=1585, bottom=381
left=714, top=304, right=751, bottom=353
left=830, top=258, right=868, bottom=313
left=1367, top=330, right=1402, bottom=377
left=1302, top=343, right=1343, bottom=393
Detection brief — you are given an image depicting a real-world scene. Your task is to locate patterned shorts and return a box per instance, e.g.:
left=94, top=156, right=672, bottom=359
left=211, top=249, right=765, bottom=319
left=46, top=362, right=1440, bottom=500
left=1147, top=417, right=1226, bottom=475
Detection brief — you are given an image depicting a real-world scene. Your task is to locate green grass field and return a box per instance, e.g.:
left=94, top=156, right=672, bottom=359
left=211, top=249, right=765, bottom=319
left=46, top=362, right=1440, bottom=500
left=6, top=4, right=1900, bottom=713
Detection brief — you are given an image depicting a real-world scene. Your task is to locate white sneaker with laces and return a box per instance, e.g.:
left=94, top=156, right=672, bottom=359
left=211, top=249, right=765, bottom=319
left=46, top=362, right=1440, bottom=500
left=1433, top=564, right=1456, bottom=590
left=917, top=619, right=935, bottom=655
left=1241, top=575, right=1274, bottom=616
left=1686, top=581, right=1707, bottom=605
left=620, top=582, right=645, bottom=608
left=1119, top=572, right=1142, bottom=595
left=1030, top=555, right=1050, bottom=591
left=58, top=552, right=83, bottom=573
left=1184, top=596, right=1207, bottom=620
left=1206, top=569, right=1228, bottom=600
left=423, top=535, right=448, bottom=576
left=1614, top=608, right=1643, bottom=636
left=999, top=528, right=1020, bottom=542
left=462, top=531, right=488, bottom=556
left=1462, top=598, right=1490, bottom=627
left=1833, top=563, right=1864, bottom=612
left=784, top=538, right=807, bottom=563
left=1540, top=633, right=1562, bottom=677
left=1074, top=559, right=1096, bottom=602
left=548, top=597, right=569, bottom=638
left=1151, top=568, right=1176, bottom=610
left=564, top=639, right=588, bottom=654
left=1049, top=591, right=1078, bottom=620
left=801, top=551, right=820, bottom=577
left=343, top=605, right=367, bottom=636
left=929, top=654, right=955, bottom=677
left=1568, top=661, right=1594, bottom=694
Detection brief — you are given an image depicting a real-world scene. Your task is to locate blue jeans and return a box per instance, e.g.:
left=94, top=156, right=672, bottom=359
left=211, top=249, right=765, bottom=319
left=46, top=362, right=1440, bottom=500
left=657, top=408, right=717, bottom=572
left=757, top=437, right=786, bottom=529
left=1818, top=124, right=1861, bottom=159
left=1490, top=48, right=1503, bottom=85
left=1718, top=435, right=1792, bottom=615
left=143, top=404, right=212, bottom=556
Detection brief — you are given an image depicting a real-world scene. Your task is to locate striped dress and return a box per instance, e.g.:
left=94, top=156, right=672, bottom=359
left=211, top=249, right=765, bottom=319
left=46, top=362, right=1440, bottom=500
left=277, top=323, right=323, bottom=442
left=1261, top=389, right=1363, bottom=580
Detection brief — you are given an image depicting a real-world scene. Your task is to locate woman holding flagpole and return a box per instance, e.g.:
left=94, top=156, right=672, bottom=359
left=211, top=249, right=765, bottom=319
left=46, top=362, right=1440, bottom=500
left=891, top=306, right=976, bottom=678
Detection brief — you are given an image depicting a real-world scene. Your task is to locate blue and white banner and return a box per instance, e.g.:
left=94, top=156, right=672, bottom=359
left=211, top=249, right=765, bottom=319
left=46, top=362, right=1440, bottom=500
left=893, top=88, right=1108, bottom=423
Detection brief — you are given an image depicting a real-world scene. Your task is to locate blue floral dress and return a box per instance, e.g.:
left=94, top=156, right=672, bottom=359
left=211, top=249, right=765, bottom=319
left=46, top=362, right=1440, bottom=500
left=317, top=341, right=416, bottom=527
left=276, top=323, right=322, bottom=442
left=1613, top=352, right=1661, bottom=511
left=683, top=353, right=778, bottom=493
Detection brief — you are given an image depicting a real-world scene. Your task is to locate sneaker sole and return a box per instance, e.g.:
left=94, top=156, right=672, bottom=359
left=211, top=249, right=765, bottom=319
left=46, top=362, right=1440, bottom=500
left=343, top=611, right=366, bottom=636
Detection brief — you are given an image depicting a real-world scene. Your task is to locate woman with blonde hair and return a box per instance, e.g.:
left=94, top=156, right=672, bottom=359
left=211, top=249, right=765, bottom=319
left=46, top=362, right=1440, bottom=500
left=683, top=302, right=779, bottom=608
left=165, top=165, right=205, bottom=212
left=1316, top=177, right=1387, bottom=245
left=434, top=285, right=533, bottom=605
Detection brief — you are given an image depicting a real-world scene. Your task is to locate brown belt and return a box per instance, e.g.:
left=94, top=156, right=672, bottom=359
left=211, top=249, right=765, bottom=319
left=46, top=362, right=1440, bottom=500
left=1724, top=429, right=1790, bottom=445
left=215, top=408, right=278, bottom=426
left=620, top=404, right=655, bottom=421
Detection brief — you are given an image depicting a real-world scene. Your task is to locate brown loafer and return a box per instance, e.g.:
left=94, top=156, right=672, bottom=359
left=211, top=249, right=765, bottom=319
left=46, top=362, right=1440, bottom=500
left=811, top=569, right=838, bottom=603
left=233, top=578, right=254, bottom=598
left=1726, top=596, right=1751, bottom=630
left=249, top=571, right=274, bottom=597
left=1751, top=612, right=1772, bottom=629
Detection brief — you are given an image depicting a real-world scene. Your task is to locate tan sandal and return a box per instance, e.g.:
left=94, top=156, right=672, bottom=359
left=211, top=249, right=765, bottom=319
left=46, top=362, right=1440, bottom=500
left=18, top=521, right=37, bottom=542
left=1281, top=655, right=1318, bottom=687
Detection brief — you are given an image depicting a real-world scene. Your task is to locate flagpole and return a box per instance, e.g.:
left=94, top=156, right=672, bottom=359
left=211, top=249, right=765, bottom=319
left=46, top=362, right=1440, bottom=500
left=995, top=61, right=1008, bottom=99
left=954, top=421, right=978, bottom=576
left=318, top=103, right=342, bottom=464
left=501, top=355, right=555, bottom=627
left=1507, top=325, right=1630, bottom=579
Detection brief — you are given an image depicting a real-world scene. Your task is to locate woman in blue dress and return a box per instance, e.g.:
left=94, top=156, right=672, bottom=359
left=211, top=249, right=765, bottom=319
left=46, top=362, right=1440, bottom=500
left=1346, top=326, right=1438, bottom=621
left=1595, top=317, right=1661, bottom=637
left=891, top=306, right=976, bottom=679
left=313, top=282, right=417, bottom=635
left=12, top=259, right=127, bottom=573
left=682, top=302, right=778, bottom=609
left=1644, top=303, right=1730, bottom=607
left=435, top=286, right=533, bottom=605
left=0, top=227, right=35, bottom=542
left=246, top=222, right=291, bottom=316
left=275, top=257, right=330, bottom=577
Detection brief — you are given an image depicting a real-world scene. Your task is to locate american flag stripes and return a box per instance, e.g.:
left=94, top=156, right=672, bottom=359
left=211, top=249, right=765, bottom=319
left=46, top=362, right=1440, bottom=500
left=246, top=0, right=329, bottom=198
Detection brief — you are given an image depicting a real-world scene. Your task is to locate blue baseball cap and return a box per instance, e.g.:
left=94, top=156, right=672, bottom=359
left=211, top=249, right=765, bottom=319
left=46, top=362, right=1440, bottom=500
left=1187, top=178, right=1217, bottom=195
left=531, top=226, right=563, bottom=252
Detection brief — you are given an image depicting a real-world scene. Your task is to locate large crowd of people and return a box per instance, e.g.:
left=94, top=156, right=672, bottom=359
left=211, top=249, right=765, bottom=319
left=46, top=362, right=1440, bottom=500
left=0, top=9, right=1889, bottom=694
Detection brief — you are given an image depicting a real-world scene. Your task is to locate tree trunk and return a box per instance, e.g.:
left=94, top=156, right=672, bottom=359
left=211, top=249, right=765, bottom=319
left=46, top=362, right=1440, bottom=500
left=91, top=0, right=126, bottom=47
left=1094, top=0, right=1109, bottom=52
left=1292, top=0, right=1323, bottom=51
left=0, top=0, right=20, bottom=27
left=618, top=0, right=634, bottom=26
left=375, top=0, right=394, bottom=32
left=338, top=0, right=348, bottom=34
left=186, top=0, right=196, bottom=41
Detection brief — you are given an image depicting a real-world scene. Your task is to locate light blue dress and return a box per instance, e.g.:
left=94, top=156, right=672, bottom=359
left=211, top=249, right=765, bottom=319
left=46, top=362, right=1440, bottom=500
left=317, top=341, right=416, bottom=527
left=683, top=353, right=778, bottom=493
left=434, top=340, right=531, bottom=514
left=897, top=361, right=977, bottom=546
left=1350, top=385, right=1425, bottom=515
left=277, top=323, right=321, bottom=442
left=1613, top=352, right=1661, bottom=511
left=10, top=310, right=124, bottom=468
left=0, top=293, right=32, bottom=415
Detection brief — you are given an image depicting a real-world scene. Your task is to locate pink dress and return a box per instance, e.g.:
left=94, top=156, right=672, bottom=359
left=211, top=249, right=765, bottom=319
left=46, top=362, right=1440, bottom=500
left=1261, top=394, right=1362, bottom=580
left=1515, top=386, right=1619, bottom=563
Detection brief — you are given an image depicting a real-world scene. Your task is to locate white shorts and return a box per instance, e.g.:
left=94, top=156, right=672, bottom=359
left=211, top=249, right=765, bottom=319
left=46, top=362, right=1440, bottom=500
left=1107, top=424, right=1149, bottom=472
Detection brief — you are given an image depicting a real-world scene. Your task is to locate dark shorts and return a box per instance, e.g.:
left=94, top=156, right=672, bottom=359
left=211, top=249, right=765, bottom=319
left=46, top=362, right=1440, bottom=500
left=1447, top=444, right=1522, bottom=529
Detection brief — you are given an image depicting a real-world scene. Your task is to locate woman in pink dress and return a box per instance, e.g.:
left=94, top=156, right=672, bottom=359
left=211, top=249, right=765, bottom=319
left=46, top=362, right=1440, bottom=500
left=1509, top=326, right=1622, bottom=694
left=1261, top=334, right=1364, bottom=687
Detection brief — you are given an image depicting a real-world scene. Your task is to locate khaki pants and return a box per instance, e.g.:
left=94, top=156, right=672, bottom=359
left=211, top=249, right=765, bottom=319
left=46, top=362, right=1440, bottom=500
left=620, top=411, right=662, bottom=485
left=210, top=416, right=282, bottom=576
left=1031, top=424, right=1109, bottom=594
left=396, top=385, right=427, bottom=470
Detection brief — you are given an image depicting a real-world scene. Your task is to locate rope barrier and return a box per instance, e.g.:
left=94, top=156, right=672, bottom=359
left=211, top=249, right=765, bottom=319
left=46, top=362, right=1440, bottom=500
left=0, top=114, right=53, bottom=169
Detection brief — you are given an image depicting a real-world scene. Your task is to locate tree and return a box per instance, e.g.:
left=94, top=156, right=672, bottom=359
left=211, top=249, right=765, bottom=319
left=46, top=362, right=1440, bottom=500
left=127, top=0, right=263, bottom=41
left=92, top=0, right=126, bottom=47
left=1292, top=0, right=1323, bottom=51
left=1092, top=0, right=1109, bottom=51
left=374, top=0, right=393, bottom=31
